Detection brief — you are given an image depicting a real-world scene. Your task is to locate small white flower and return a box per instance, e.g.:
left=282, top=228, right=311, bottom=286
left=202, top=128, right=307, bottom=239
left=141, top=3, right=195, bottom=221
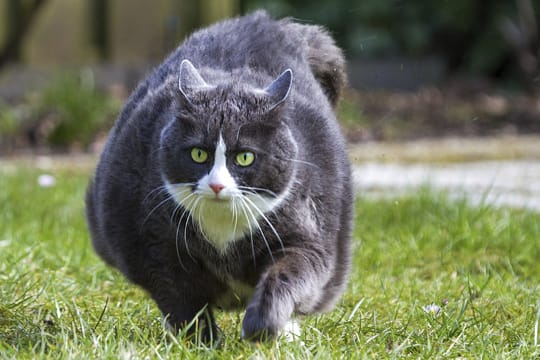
left=423, top=303, right=441, bottom=315
left=38, top=174, right=56, bottom=187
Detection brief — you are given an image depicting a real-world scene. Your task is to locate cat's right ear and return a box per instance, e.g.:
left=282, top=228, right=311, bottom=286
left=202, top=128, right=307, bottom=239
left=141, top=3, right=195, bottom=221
left=178, top=59, right=213, bottom=104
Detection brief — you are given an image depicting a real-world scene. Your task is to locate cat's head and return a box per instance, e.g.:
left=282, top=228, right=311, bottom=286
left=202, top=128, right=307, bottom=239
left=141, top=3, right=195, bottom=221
left=159, top=60, right=298, bottom=251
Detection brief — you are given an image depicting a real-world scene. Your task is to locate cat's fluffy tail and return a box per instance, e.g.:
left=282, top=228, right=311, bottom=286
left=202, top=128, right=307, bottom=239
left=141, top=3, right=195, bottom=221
left=289, top=22, right=347, bottom=107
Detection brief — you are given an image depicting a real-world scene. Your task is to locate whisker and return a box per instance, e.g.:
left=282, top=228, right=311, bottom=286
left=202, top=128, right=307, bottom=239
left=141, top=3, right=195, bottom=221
left=186, top=196, right=204, bottom=252
left=142, top=182, right=197, bottom=230
left=175, top=196, right=200, bottom=272
left=171, top=191, right=197, bottom=225
left=170, top=202, right=184, bottom=227
left=167, top=184, right=201, bottom=271
left=242, top=196, right=285, bottom=254
left=141, top=194, right=175, bottom=232
left=239, top=196, right=274, bottom=263
left=173, top=211, right=186, bottom=272
left=237, top=196, right=257, bottom=267
left=142, top=184, right=170, bottom=205
left=149, top=144, right=166, bottom=157
left=196, top=198, right=207, bottom=242
left=231, top=197, right=239, bottom=240
left=237, top=185, right=278, bottom=198
left=181, top=194, right=207, bottom=247
left=171, top=190, right=198, bottom=243
left=248, top=226, right=256, bottom=267
left=239, top=189, right=274, bottom=207
left=176, top=194, right=198, bottom=266
left=256, top=149, right=318, bottom=169
left=283, top=157, right=320, bottom=169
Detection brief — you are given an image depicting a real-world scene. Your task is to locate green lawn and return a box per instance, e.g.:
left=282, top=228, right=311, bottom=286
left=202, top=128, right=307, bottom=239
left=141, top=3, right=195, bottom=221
left=1, top=162, right=539, bottom=359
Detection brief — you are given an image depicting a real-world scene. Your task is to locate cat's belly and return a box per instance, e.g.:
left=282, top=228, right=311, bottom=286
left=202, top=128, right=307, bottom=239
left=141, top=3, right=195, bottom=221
left=214, top=277, right=254, bottom=309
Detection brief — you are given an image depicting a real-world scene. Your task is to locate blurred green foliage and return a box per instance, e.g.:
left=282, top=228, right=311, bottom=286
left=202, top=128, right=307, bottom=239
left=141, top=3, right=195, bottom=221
left=0, top=104, right=17, bottom=135
left=0, top=69, right=120, bottom=150
left=245, top=0, right=539, bottom=81
left=0, top=101, right=30, bottom=149
left=38, top=69, right=118, bottom=147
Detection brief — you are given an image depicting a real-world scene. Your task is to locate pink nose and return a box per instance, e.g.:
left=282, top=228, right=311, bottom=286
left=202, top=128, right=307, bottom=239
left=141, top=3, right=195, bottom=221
left=209, top=183, right=225, bottom=194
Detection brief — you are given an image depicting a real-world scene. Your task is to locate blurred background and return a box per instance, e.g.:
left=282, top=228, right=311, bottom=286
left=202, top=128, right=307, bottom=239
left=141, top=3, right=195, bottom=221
left=0, top=0, right=539, bottom=152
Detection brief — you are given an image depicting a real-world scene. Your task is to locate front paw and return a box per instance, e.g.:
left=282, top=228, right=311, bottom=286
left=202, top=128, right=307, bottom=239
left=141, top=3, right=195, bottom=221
left=241, top=304, right=281, bottom=341
left=241, top=272, right=295, bottom=341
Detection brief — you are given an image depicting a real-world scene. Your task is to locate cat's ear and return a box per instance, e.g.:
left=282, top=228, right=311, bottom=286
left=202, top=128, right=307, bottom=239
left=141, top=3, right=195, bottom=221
left=264, top=69, right=293, bottom=109
left=178, top=59, right=213, bottom=102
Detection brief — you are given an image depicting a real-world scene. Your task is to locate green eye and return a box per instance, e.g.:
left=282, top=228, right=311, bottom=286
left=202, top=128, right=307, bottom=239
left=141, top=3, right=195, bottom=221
left=191, top=147, right=208, bottom=163
left=236, top=151, right=255, bottom=167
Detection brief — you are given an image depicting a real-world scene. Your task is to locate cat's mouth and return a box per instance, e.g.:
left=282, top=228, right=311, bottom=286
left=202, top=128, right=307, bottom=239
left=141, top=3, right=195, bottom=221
left=200, top=190, right=233, bottom=202
left=200, top=195, right=240, bottom=212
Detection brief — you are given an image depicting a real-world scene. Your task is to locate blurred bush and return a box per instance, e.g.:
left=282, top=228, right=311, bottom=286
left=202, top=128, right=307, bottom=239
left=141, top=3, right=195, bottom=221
left=37, top=69, right=118, bottom=147
left=0, top=69, right=120, bottom=151
left=0, top=104, right=17, bottom=136
left=0, top=100, right=32, bottom=150
left=245, top=0, right=539, bottom=89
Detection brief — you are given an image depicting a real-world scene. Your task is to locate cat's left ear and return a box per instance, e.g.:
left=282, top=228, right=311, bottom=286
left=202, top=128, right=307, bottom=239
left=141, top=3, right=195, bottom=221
left=264, top=69, right=293, bottom=109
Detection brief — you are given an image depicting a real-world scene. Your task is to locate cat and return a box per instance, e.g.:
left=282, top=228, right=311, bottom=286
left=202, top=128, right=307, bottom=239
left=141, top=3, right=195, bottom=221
left=86, top=10, right=353, bottom=342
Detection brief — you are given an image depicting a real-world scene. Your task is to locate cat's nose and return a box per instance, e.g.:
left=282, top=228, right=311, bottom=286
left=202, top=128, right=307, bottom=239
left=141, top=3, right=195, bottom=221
left=209, top=183, right=225, bottom=194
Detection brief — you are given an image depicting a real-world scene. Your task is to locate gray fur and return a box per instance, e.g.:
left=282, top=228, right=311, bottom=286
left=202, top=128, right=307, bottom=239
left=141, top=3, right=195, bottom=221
left=86, top=11, right=353, bottom=342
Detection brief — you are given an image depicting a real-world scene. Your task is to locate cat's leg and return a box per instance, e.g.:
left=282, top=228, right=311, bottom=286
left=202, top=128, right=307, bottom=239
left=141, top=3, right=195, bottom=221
left=241, top=247, right=332, bottom=341
left=137, top=264, right=220, bottom=344
left=151, top=286, right=220, bottom=343
left=118, top=233, right=222, bottom=343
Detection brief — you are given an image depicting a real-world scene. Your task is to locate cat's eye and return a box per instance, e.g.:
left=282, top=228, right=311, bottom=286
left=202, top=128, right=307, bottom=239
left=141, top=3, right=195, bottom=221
left=235, top=151, right=255, bottom=167
left=191, top=147, right=208, bottom=163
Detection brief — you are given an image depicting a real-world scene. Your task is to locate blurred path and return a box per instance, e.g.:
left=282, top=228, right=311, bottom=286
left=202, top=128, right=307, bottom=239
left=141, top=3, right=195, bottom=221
left=353, top=160, right=540, bottom=212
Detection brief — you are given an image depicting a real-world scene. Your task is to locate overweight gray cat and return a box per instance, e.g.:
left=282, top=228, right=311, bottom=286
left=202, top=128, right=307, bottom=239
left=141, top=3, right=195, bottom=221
left=86, top=11, right=353, bottom=342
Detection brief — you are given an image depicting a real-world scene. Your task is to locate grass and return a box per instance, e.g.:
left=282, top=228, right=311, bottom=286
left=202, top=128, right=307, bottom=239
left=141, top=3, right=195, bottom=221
left=1, top=161, right=539, bottom=358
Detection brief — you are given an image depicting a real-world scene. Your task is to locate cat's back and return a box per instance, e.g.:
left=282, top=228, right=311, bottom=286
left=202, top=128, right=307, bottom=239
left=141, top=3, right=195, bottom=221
left=163, top=11, right=304, bottom=75
left=106, top=11, right=345, bottom=143
left=153, top=11, right=345, bottom=103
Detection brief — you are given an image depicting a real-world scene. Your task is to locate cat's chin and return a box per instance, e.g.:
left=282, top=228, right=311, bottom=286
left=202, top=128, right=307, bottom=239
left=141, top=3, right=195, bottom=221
left=194, top=197, right=250, bottom=251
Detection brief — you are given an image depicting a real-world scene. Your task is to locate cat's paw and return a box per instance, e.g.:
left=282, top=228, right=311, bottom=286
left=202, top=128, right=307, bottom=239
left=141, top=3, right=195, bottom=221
left=241, top=305, right=283, bottom=342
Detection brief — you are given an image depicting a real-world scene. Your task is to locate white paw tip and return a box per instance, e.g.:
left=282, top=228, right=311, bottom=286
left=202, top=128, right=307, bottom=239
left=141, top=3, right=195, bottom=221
left=280, top=319, right=301, bottom=342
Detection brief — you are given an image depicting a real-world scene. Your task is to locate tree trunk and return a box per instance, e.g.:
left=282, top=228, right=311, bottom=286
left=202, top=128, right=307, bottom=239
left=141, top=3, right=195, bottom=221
left=90, top=0, right=110, bottom=61
left=0, top=0, right=48, bottom=68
